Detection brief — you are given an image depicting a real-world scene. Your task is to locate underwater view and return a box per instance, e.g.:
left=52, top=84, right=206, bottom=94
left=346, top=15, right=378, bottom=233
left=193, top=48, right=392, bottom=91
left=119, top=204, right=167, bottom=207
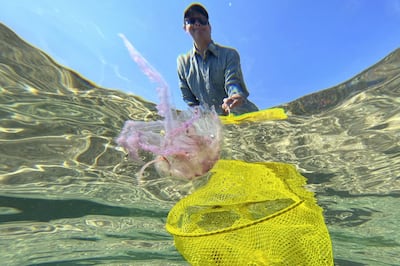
left=0, top=21, right=399, bottom=266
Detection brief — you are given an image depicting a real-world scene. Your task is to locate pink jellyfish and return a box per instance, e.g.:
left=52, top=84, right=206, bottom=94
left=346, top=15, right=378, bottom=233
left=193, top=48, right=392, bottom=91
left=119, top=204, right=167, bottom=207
left=116, top=34, right=223, bottom=183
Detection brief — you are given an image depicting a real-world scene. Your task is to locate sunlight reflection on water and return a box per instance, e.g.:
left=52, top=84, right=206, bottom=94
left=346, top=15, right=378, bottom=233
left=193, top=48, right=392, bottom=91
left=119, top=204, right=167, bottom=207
left=1, top=23, right=400, bottom=265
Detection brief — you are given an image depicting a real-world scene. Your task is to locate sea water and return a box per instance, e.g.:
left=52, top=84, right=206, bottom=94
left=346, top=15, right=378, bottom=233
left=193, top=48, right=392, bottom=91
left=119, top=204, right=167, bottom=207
left=1, top=23, right=399, bottom=265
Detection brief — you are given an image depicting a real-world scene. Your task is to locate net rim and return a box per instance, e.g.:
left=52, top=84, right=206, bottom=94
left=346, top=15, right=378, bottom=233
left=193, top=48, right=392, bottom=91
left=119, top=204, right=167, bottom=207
left=165, top=199, right=304, bottom=237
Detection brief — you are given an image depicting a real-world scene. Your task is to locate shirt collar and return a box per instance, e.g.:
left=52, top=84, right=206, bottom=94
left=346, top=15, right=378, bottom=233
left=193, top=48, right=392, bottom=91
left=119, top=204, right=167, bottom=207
left=191, top=41, right=219, bottom=58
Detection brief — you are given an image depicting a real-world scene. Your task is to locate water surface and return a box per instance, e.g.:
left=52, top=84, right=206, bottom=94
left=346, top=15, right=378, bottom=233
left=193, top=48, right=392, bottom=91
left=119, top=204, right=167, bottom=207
left=0, top=23, right=399, bottom=265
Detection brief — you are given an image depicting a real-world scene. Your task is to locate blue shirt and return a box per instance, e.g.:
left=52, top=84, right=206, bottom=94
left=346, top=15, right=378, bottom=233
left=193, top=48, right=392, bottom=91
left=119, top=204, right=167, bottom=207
left=177, top=41, right=259, bottom=115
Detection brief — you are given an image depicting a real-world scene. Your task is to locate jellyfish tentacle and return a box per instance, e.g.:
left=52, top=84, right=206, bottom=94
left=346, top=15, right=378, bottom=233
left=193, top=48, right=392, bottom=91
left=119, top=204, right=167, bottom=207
left=136, top=156, right=165, bottom=185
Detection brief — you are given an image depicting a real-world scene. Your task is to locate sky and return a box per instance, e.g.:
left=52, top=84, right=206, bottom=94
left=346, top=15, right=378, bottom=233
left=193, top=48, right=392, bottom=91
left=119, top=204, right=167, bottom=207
left=2, top=0, right=400, bottom=110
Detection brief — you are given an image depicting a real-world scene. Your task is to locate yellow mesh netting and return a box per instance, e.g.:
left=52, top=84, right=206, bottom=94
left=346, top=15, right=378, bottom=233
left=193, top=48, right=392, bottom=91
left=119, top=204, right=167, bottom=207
left=166, top=160, right=333, bottom=265
left=219, top=108, right=288, bottom=125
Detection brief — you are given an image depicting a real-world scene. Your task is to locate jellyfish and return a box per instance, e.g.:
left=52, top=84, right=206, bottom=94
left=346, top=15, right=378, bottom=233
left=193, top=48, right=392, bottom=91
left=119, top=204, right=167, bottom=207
left=116, top=34, right=223, bottom=183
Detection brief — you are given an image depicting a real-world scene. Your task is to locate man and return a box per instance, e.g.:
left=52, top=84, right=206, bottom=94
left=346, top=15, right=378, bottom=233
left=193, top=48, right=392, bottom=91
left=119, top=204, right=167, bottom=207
left=177, top=3, right=259, bottom=115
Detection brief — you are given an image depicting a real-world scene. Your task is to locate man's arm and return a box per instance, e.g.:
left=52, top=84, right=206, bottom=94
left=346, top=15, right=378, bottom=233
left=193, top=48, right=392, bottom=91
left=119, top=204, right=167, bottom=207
left=222, top=49, right=249, bottom=113
left=177, top=55, right=199, bottom=107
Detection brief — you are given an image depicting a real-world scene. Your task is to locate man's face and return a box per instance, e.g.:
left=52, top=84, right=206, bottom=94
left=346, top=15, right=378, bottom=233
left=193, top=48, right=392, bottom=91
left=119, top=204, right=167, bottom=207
left=183, top=13, right=211, bottom=41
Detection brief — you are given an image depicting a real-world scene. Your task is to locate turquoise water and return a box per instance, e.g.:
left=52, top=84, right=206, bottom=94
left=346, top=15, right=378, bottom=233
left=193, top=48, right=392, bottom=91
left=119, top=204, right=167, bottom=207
left=1, top=23, right=399, bottom=265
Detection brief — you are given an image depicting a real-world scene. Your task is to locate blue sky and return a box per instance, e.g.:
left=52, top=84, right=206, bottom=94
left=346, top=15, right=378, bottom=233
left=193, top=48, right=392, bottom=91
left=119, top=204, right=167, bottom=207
left=2, top=0, right=400, bottom=110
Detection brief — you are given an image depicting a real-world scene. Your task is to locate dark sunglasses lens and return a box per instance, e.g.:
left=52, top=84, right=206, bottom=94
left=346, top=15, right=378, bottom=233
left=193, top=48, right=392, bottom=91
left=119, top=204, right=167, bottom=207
left=197, top=18, right=208, bottom=25
left=185, top=18, right=208, bottom=25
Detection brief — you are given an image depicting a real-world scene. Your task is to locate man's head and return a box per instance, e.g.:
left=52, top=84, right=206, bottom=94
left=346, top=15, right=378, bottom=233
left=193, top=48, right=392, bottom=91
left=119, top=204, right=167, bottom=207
left=184, top=3, right=209, bottom=22
left=183, top=3, right=211, bottom=42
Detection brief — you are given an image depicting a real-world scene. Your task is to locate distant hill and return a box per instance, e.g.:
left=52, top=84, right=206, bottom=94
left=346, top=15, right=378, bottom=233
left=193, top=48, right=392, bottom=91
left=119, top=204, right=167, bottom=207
left=281, top=47, right=400, bottom=115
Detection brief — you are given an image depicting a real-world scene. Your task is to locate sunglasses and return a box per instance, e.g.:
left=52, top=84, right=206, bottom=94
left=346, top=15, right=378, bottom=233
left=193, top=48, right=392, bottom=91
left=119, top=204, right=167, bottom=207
left=184, top=17, right=209, bottom=26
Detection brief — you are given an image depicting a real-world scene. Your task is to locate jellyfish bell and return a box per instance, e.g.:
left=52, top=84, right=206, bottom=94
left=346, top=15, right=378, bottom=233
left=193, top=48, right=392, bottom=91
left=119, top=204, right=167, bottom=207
left=129, top=105, right=223, bottom=182
left=152, top=107, right=223, bottom=180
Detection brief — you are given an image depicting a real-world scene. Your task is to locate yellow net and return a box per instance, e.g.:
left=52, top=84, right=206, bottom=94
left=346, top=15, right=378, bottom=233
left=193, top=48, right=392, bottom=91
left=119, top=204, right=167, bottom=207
left=166, top=160, right=333, bottom=265
left=219, top=108, right=288, bottom=125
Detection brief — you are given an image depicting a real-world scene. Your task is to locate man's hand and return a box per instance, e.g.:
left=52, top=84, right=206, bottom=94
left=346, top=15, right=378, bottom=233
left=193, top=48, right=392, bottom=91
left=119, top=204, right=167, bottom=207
left=222, top=94, right=244, bottom=114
